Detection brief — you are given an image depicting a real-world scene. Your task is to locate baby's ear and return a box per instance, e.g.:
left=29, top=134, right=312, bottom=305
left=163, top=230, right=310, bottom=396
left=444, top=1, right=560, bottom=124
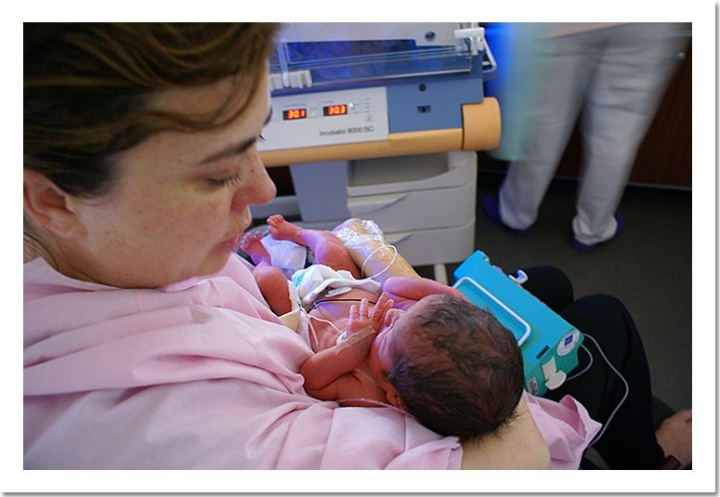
left=385, top=387, right=408, bottom=412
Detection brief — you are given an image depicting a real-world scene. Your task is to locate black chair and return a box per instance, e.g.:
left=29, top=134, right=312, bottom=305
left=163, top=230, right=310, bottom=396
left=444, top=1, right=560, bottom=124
left=580, top=396, right=686, bottom=470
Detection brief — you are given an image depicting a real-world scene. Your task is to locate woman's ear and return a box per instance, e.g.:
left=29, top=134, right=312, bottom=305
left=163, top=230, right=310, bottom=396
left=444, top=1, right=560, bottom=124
left=23, top=170, right=84, bottom=238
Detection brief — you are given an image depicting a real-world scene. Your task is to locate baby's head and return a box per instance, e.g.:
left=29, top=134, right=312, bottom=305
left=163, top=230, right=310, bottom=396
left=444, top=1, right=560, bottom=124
left=370, top=293, right=524, bottom=439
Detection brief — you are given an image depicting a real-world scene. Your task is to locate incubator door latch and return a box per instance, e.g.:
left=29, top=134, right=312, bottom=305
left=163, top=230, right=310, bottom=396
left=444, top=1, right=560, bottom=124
left=269, top=69, right=313, bottom=91
left=454, top=25, right=484, bottom=55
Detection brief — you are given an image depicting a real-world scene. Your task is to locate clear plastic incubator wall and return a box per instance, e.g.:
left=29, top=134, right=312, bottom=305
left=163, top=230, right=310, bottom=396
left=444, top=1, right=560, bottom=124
left=255, top=22, right=501, bottom=282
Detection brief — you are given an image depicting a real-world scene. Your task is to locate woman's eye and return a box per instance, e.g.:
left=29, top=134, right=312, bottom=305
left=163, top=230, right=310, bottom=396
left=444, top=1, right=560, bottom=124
left=205, top=135, right=263, bottom=188
left=207, top=170, right=242, bottom=188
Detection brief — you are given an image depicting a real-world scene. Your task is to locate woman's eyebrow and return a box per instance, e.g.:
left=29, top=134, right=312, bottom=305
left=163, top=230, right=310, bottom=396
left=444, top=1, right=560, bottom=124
left=198, top=109, right=273, bottom=166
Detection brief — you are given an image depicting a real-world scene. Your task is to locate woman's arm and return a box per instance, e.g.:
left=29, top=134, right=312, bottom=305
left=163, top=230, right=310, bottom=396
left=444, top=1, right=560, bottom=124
left=460, top=397, right=551, bottom=469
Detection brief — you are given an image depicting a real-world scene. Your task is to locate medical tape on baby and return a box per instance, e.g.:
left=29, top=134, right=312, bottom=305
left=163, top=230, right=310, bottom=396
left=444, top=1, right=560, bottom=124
left=333, top=219, right=386, bottom=249
left=333, top=220, right=395, bottom=275
left=334, top=325, right=375, bottom=352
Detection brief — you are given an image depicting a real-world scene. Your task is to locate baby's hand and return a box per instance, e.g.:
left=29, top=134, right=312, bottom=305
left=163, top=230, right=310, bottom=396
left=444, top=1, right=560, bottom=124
left=335, top=294, right=393, bottom=353
left=348, top=293, right=393, bottom=335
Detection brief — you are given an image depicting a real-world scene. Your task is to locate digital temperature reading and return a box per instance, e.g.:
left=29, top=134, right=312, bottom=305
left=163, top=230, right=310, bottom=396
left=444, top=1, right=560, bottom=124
left=323, top=104, right=348, bottom=117
left=283, top=108, right=307, bottom=121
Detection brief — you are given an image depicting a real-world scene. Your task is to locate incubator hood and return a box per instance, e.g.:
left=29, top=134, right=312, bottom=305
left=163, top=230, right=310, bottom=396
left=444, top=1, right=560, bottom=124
left=259, top=22, right=501, bottom=165
left=268, top=22, right=494, bottom=93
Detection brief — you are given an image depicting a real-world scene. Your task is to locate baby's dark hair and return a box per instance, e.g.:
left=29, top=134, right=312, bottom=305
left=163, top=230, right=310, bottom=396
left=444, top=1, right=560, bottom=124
left=387, top=294, right=524, bottom=440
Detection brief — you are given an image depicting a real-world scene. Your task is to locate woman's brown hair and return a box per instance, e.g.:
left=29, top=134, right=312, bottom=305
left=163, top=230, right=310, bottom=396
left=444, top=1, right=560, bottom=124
left=24, top=23, right=279, bottom=198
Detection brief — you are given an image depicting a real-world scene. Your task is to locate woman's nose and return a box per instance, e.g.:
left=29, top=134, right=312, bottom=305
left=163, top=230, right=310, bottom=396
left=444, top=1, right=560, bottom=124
left=231, top=156, right=277, bottom=211
left=251, top=165, right=277, bottom=206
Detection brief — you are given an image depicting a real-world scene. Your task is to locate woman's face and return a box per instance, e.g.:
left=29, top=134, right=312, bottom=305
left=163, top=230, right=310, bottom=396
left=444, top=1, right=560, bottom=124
left=61, top=75, right=276, bottom=288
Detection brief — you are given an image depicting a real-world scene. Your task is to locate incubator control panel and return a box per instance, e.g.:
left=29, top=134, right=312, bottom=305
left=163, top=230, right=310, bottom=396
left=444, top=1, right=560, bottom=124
left=258, top=87, right=390, bottom=152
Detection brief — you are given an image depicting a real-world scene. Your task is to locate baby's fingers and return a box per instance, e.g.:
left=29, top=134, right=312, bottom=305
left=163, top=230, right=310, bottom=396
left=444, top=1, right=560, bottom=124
left=349, top=303, right=360, bottom=321
left=371, top=293, right=394, bottom=325
left=376, top=292, right=394, bottom=313
left=358, top=298, right=370, bottom=318
left=347, top=303, right=369, bottom=333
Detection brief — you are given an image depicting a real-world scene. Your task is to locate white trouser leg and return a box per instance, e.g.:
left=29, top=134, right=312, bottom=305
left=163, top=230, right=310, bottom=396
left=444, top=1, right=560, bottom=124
left=573, top=23, right=686, bottom=244
left=499, top=33, right=599, bottom=230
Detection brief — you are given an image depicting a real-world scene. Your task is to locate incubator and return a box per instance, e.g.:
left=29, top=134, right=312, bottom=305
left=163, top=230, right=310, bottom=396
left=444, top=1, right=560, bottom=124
left=258, top=22, right=500, bottom=161
left=256, top=23, right=501, bottom=281
left=254, top=24, right=586, bottom=394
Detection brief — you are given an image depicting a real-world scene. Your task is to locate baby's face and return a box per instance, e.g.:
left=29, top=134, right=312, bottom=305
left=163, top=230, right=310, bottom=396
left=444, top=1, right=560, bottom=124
left=366, top=296, right=437, bottom=403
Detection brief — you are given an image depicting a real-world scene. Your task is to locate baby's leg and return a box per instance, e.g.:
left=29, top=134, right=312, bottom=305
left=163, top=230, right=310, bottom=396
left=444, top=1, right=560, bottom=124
left=240, top=231, right=272, bottom=266
left=332, top=218, right=418, bottom=283
left=253, top=263, right=293, bottom=316
left=267, top=215, right=361, bottom=278
left=240, top=231, right=293, bottom=315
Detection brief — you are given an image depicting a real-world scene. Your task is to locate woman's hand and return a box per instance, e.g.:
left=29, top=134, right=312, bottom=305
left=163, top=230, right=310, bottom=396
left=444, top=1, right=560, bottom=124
left=460, top=397, right=551, bottom=469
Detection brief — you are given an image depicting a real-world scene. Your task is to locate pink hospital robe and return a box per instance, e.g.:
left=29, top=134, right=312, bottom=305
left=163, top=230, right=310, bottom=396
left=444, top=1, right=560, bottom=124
left=23, top=254, right=599, bottom=469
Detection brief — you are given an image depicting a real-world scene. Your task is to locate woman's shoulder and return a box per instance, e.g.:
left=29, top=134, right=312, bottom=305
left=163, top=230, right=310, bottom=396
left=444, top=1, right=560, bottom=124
left=24, top=257, right=115, bottom=301
left=23, top=254, right=279, bottom=348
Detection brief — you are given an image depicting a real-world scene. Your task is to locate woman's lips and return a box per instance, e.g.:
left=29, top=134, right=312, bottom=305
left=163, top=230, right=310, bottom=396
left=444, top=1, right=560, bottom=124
left=222, top=227, right=248, bottom=251
left=229, top=232, right=244, bottom=248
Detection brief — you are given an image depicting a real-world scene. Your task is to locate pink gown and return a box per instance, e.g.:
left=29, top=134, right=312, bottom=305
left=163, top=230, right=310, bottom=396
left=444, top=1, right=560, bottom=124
left=24, top=254, right=600, bottom=469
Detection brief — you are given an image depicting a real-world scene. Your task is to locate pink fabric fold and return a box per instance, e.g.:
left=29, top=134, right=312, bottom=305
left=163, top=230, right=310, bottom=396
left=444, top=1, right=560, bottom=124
left=24, top=254, right=599, bottom=469
left=524, top=393, right=602, bottom=469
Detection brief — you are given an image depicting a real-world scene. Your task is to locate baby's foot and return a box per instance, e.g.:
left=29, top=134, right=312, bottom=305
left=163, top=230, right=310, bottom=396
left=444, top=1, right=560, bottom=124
left=267, top=214, right=304, bottom=243
left=240, top=231, right=271, bottom=265
left=655, top=409, right=692, bottom=469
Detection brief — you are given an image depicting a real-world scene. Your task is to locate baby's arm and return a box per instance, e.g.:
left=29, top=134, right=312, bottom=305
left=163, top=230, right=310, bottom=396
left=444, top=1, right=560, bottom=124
left=382, top=276, right=465, bottom=310
left=300, top=295, right=392, bottom=399
left=300, top=328, right=374, bottom=400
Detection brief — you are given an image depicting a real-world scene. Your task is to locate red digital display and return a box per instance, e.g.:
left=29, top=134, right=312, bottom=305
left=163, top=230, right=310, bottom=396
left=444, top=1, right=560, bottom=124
left=323, top=104, right=348, bottom=116
left=283, top=108, right=307, bottom=120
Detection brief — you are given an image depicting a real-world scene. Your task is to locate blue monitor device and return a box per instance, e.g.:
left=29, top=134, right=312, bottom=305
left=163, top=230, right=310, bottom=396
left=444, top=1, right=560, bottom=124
left=453, top=250, right=584, bottom=396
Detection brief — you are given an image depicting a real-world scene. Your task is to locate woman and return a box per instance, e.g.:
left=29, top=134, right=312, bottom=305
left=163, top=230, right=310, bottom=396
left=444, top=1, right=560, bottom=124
left=23, top=23, right=554, bottom=470
left=23, top=23, right=689, bottom=471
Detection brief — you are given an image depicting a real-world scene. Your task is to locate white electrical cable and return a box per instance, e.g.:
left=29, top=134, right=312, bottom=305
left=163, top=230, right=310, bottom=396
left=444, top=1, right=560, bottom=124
left=577, top=333, right=630, bottom=446
left=566, top=343, right=594, bottom=381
